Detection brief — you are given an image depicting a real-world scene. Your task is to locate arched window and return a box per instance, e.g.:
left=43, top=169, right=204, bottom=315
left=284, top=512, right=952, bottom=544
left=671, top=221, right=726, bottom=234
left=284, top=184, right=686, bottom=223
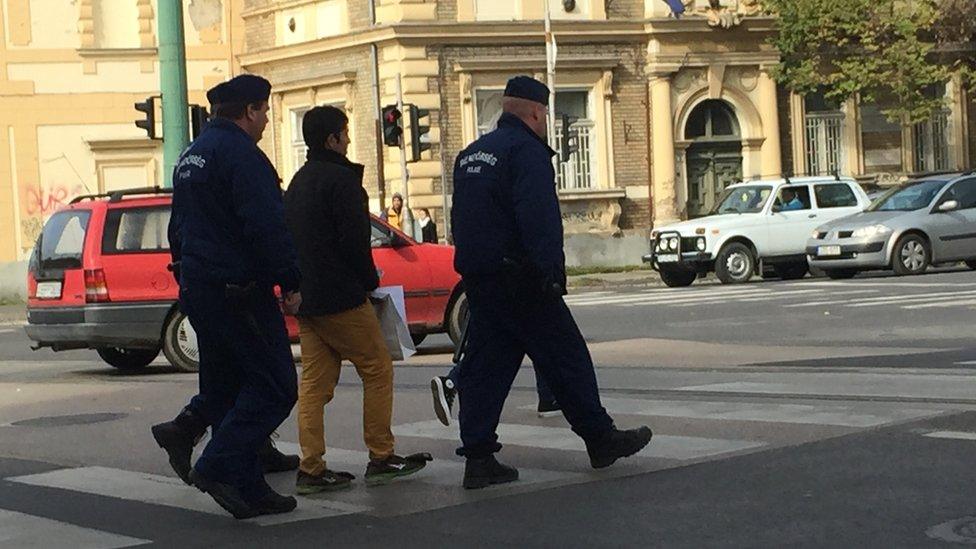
left=685, top=100, right=740, bottom=141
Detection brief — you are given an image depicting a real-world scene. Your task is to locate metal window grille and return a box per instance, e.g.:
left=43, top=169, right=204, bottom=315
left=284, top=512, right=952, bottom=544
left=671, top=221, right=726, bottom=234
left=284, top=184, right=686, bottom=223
left=913, top=109, right=951, bottom=172
left=555, top=121, right=595, bottom=191
left=804, top=112, right=845, bottom=175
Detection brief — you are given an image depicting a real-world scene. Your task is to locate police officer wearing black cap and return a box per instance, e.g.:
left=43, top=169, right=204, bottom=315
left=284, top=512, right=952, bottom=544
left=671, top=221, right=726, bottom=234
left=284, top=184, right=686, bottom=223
left=450, top=76, right=653, bottom=489
left=150, top=74, right=302, bottom=519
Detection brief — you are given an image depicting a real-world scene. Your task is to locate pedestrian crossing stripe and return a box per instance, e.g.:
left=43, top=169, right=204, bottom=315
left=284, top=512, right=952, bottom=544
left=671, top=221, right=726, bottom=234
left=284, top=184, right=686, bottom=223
left=564, top=284, right=976, bottom=311
left=392, top=420, right=765, bottom=461
left=520, top=397, right=941, bottom=428
left=922, top=431, right=976, bottom=441
left=0, top=509, right=149, bottom=549
left=6, top=467, right=369, bottom=526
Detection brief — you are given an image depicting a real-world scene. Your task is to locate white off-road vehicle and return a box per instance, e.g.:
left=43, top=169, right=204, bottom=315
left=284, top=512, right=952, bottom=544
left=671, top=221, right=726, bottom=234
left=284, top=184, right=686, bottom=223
left=643, top=176, right=870, bottom=287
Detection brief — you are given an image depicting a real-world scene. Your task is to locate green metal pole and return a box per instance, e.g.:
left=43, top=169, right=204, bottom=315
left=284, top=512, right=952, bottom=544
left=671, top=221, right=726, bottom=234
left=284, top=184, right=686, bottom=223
left=158, top=0, right=189, bottom=188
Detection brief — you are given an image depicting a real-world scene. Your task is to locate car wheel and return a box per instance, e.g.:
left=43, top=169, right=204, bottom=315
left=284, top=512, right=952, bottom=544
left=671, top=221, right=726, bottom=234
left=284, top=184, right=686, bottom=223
left=96, top=347, right=159, bottom=370
left=162, top=310, right=200, bottom=373
left=659, top=268, right=697, bottom=287
left=965, top=260, right=976, bottom=270
left=774, top=263, right=809, bottom=281
left=892, top=234, right=930, bottom=276
left=824, top=268, right=858, bottom=280
left=715, top=243, right=756, bottom=284
left=411, top=333, right=427, bottom=347
left=446, top=290, right=469, bottom=347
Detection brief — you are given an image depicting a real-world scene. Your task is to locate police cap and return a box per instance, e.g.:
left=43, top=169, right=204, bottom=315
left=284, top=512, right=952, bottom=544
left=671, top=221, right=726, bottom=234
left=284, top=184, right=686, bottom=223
left=206, top=74, right=272, bottom=106
left=503, top=76, right=549, bottom=106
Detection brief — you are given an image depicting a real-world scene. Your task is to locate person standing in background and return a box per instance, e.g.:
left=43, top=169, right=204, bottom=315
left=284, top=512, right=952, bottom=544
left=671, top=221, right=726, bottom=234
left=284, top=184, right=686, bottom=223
left=381, top=193, right=404, bottom=230
left=417, top=208, right=438, bottom=244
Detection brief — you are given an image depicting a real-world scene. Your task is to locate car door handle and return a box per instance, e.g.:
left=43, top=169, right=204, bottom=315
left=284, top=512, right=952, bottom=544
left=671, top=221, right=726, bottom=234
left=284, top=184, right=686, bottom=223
left=808, top=214, right=818, bottom=219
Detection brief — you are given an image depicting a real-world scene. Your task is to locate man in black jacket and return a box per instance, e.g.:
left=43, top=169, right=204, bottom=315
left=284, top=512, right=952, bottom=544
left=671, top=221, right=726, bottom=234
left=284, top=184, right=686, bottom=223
left=284, top=106, right=428, bottom=492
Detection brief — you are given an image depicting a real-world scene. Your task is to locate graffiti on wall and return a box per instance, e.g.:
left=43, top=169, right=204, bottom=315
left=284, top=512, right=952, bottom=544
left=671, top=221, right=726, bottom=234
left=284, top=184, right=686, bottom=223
left=24, top=184, right=85, bottom=216
left=19, top=183, right=87, bottom=247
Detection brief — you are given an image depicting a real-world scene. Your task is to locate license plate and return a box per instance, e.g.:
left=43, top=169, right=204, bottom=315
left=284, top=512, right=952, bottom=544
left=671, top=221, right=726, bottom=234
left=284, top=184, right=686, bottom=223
left=817, top=246, right=842, bottom=257
left=36, top=281, right=62, bottom=299
left=657, top=254, right=679, bottom=263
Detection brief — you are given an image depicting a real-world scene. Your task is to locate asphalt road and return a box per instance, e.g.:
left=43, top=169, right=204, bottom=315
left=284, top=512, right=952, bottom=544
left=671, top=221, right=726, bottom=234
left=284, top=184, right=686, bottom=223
left=2, top=270, right=976, bottom=547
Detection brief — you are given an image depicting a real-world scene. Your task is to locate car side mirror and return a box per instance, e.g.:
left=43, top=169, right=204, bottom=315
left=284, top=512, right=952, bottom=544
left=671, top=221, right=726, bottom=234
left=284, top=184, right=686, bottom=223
left=391, top=234, right=409, bottom=248
left=771, top=204, right=782, bottom=213
left=937, top=200, right=959, bottom=213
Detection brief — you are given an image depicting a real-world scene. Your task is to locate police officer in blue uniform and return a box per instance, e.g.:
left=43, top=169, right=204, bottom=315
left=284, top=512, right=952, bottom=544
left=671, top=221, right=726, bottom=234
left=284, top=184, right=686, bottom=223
left=451, top=76, right=653, bottom=489
left=150, top=75, right=302, bottom=519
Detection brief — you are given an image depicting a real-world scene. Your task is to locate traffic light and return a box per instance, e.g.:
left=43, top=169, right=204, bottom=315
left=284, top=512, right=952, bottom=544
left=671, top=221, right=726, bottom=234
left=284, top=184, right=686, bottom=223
left=134, top=96, right=158, bottom=139
left=190, top=104, right=209, bottom=140
left=406, top=105, right=432, bottom=163
left=382, top=105, right=403, bottom=147
left=559, top=113, right=579, bottom=163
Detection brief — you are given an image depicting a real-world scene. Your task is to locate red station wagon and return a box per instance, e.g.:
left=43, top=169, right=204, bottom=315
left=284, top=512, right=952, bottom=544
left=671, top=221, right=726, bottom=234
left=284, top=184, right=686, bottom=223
left=25, top=187, right=467, bottom=372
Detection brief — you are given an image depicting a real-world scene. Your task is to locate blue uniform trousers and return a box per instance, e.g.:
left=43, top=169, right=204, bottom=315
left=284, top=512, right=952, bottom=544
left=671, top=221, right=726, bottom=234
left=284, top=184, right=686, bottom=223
left=456, top=277, right=614, bottom=458
left=180, top=278, right=297, bottom=500
left=447, top=362, right=554, bottom=404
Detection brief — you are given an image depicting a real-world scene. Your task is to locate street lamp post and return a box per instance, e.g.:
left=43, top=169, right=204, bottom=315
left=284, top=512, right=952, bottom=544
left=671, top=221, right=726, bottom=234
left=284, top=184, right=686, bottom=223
left=157, top=0, right=190, bottom=188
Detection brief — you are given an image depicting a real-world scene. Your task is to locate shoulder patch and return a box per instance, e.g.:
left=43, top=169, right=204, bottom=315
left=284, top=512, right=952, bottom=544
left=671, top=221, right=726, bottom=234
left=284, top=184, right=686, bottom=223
left=458, top=150, right=499, bottom=174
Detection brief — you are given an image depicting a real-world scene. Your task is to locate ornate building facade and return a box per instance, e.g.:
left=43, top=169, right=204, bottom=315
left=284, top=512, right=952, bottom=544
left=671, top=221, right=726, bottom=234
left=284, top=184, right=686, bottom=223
left=0, top=0, right=244, bottom=263
left=0, top=0, right=972, bottom=267
left=240, top=0, right=973, bottom=264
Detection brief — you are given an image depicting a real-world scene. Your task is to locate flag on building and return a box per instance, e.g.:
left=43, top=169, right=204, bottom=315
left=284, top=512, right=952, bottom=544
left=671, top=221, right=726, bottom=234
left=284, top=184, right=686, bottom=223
left=662, top=0, right=686, bottom=18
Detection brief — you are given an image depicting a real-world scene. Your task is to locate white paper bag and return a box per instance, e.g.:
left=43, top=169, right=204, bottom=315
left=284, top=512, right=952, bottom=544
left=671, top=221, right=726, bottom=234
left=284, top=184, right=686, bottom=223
left=370, top=286, right=416, bottom=361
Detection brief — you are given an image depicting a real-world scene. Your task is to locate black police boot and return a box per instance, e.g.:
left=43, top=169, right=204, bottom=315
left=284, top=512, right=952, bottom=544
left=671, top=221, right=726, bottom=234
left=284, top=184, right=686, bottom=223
left=151, top=409, right=207, bottom=485
left=463, top=455, right=519, bottom=490
left=259, top=438, right=300, bottom=473
left=585, top=426, right=653, bottom=469
left=188, top=469, right=261, bottom=520
left=251, top=489, right=298, bottom=516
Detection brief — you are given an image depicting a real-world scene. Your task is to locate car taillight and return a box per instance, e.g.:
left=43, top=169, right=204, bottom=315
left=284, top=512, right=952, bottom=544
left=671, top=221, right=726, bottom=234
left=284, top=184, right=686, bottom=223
left=84, top=269, right=110, bottom=303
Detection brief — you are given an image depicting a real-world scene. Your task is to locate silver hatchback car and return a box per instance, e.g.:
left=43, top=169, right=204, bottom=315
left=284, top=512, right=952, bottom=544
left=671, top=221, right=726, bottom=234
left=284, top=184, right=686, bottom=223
left=807, top=172, right=976, bottom=279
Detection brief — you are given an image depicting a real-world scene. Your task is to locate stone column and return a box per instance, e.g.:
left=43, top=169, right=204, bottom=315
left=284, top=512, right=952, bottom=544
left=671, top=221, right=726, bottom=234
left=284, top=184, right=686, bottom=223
left=757, top=67, right=782, bottom=177
left=650, top=73, right=679, bottom=224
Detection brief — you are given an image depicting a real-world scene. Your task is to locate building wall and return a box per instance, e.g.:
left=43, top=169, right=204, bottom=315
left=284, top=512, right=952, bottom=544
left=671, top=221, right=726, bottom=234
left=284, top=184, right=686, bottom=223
left=0, top=0, right=244, bottom=263
left=243, top=1, right=974, bottom=268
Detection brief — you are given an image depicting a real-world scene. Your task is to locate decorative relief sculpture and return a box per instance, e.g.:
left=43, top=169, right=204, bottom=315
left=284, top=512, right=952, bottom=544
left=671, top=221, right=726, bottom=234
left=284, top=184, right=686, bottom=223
left=681, top=0, right=766, bottom=29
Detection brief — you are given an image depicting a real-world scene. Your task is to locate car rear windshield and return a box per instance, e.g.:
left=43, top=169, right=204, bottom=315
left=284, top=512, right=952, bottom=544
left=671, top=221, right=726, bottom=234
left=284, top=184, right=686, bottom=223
left=711, top=185, right=772, bottom=214
left=102, top=206, right=171, bottom=254
left=868, top=179, right=950, bottom=212
left=39, top=210, right=91, bottom=269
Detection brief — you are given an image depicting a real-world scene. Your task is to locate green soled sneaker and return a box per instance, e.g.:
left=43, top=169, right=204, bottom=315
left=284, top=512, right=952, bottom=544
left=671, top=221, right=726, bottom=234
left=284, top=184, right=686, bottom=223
left=364, top=453, right=432, bottom=486
left=296, top=469, right=354, bottom=495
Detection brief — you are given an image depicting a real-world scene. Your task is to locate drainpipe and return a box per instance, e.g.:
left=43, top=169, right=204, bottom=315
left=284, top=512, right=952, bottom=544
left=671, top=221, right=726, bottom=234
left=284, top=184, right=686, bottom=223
left=644, top=79, right=655, bottom=230
left=368, top=0, right=386, bottom=206
left=438, top=50, right=451, bottom=243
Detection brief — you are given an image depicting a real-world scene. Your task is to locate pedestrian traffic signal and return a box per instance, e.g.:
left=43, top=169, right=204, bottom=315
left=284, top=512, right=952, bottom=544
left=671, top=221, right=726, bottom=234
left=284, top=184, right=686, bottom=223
left=406, top=105, right=432, bottom=163
left=134, top=96, right=158, bottom=139
left=559, top=113, right=579, bottom=163
left=190, top=104, right=209, bottom=140
left=382, top=105, right=403, bottom=147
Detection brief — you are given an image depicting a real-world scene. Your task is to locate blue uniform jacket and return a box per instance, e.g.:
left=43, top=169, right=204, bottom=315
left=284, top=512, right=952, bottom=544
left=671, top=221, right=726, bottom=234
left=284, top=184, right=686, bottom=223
left=451, top=112, right=566, bottom=288
left=168, top=118, right=300, bottom=293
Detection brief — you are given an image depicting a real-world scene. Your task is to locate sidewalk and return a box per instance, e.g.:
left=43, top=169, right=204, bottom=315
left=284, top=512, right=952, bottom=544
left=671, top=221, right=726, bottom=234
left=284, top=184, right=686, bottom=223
left=0, top=304, right=25, bottom=325
left=567, top=268, right=662, bottom=289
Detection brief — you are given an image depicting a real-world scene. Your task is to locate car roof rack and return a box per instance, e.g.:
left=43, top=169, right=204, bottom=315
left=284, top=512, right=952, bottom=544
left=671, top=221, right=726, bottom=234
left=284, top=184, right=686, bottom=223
left=907, top=170, right=961, bottom=179
left=70, top=186, right=173, bottom=204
